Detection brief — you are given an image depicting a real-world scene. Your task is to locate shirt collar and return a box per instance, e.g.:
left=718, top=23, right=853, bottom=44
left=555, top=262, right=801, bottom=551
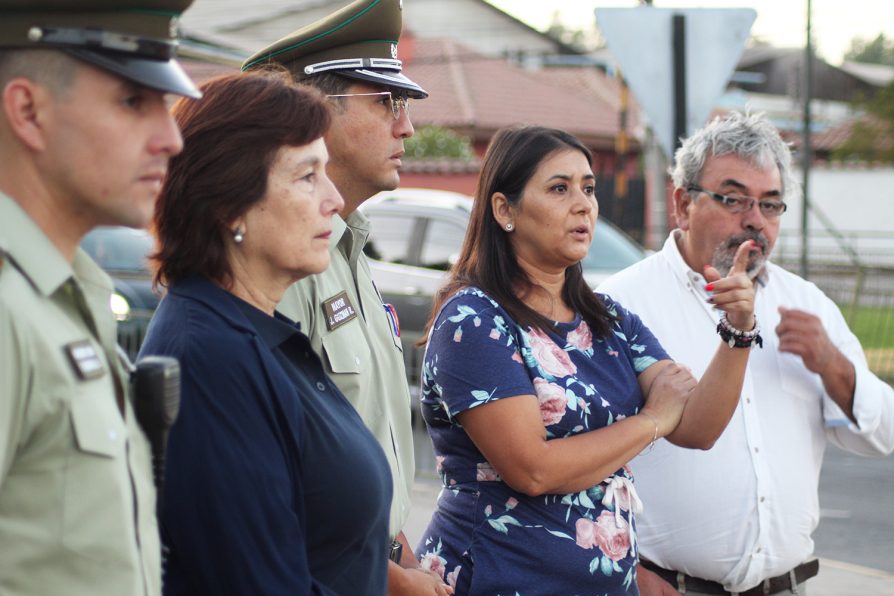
left=231, top=294, right=303, bottom=349
left=169, top=276, right=303, bottom=347
left=329, top=213, right=348, bottom=252
left=0, top=192, right=111, bottom=296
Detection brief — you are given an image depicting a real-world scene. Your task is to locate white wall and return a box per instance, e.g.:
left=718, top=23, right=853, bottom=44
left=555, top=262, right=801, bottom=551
left=775, top=166, right=894, bottom=265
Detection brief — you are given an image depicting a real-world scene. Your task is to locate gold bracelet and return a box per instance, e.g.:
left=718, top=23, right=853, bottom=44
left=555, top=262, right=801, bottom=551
left=639, top=411, right=660, bottom=453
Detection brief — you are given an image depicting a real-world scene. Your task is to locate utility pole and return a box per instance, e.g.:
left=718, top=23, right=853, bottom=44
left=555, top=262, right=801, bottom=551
left=800, top=0, right=812, bottom=279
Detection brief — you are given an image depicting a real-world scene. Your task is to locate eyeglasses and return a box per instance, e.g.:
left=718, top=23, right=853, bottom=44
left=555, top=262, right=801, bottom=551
left=687, top=186, right=788, bottom=219
left=326, top=91, right=410, bottom=120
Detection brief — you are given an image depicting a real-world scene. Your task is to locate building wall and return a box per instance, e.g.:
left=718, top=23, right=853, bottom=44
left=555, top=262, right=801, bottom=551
left=777, top=166, right=894, bottom=265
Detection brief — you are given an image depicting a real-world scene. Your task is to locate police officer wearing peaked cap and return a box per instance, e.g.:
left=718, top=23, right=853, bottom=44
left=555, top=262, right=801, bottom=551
left=245, top=1, right=451, bottom=595
left=0, top=0, right=200, bottom=97
left=0, top=2, right=197, bottom=595
left=243, top=0, right=427, bottom=99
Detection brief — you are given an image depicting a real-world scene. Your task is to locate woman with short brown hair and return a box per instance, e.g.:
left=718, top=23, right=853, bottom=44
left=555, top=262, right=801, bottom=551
left=141, top=69, right=392, bottom=595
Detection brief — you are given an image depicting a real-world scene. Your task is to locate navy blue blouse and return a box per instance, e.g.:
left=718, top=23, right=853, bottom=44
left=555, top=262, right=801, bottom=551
left=139, top=277, right=391, bottom=595
left=416, top=287, right=669, bottom=594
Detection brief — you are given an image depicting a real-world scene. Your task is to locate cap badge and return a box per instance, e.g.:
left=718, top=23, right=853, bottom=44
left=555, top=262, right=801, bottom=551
left=390, top=43, right=398, bottom=59
left=169, top=17, right=180, bottom=38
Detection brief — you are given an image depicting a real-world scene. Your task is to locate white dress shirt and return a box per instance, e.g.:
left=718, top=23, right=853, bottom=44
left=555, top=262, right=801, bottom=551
left=597, top=230, right=894, bottom=592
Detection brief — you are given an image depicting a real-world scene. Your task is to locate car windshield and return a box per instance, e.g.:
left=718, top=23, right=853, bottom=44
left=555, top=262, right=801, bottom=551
left=580, top=220, right=646, bottom=271
left=81, top=227, right=153, bottom=273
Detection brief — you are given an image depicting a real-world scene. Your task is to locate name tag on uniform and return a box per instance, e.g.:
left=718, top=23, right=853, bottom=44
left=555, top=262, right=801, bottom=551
left=64, top=339, right=105, bottom=380
left=322, top=291, right=358, bottom=331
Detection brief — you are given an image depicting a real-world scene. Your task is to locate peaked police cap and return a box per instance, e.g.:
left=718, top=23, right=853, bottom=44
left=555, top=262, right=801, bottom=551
left=0, top=0, right=200, bottom=98
left=243, top=0, right=427, bottom=99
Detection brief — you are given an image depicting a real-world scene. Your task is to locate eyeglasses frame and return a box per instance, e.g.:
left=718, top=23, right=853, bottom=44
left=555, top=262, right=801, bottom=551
left=326, top=90, right=410, bottom=120
left=686, top=185, right=788, bottom=219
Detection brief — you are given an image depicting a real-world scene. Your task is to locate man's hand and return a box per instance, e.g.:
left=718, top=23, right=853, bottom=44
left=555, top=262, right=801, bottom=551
left=776, top=306, right=838, bottom=373
left=636, top=565, right=678, bottom=596
left=776, top=306, right=856, bottom=419
left=704, top=239, right=757, bottom=331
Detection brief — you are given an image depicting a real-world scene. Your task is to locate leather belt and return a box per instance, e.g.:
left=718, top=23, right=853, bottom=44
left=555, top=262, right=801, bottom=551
left=640, top=558, right=820, bottom=595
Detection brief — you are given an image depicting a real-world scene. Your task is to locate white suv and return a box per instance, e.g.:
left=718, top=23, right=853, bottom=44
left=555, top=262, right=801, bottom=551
left=360, top=188, right=647, bottom=389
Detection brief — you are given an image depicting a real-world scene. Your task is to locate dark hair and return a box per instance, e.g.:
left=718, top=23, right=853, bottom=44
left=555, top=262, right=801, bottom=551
left=425, top=125, right=616, bottom=341
left=0, top=49, right=77, bottom=96
left=300, top=71, right=352, bottom=96
left=153, top=67, right=331, bottom=288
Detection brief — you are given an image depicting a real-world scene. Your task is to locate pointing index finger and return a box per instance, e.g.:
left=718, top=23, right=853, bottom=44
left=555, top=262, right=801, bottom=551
left=729, top=239, right=755, bottom=277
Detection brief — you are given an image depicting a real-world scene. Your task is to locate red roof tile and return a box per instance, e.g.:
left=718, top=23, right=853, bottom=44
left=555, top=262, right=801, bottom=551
left=404, top=39, right=630, bottom=149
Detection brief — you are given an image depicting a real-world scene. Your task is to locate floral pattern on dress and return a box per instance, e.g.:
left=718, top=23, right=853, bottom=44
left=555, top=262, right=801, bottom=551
left=416, top=288, right=671, bottom=595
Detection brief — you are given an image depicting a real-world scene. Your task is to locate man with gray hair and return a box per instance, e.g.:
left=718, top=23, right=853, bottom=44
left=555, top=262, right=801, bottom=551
left=599, top=111, right=894, bottom=595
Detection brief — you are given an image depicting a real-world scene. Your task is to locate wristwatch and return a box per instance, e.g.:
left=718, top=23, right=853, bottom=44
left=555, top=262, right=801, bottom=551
left=389, top=539, right=403, bottom=563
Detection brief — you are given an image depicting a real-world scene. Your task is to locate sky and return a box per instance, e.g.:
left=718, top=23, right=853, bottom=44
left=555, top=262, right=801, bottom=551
left=487, top=0, right=894, bottom=65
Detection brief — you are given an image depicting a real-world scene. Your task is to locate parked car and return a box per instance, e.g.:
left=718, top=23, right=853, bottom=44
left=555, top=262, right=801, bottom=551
left=80, top=226, right=158, bottom=359
left=359, top=188, right=648, bottom=391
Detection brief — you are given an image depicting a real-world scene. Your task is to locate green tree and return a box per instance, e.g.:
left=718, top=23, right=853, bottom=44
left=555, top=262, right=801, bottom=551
left=404, top=125, right=474, bottom=160
left=834, top=80, right=894, bottom=162
left=844, top=33, right=894, bottom=65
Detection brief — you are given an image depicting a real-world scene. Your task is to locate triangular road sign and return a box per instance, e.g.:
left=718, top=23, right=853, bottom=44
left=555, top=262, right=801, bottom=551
left=596, top=7, right=756, bottom=158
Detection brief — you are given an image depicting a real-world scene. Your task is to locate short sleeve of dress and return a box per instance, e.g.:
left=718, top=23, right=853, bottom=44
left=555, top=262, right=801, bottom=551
left=600, top=293, right=672, bottom=374
left=425, top=291, right=536, bottom=419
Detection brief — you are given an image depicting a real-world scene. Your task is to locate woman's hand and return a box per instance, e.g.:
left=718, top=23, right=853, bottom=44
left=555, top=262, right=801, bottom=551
left=640, top=362, right=696, bottom=437
left=703, top=239, right=758, bottom=331
left=636, top=565, right=679, bottom=596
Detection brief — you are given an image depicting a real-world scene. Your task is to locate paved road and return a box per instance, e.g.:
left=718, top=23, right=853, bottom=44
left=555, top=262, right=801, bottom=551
left=814, top=443, right=894, bottom=573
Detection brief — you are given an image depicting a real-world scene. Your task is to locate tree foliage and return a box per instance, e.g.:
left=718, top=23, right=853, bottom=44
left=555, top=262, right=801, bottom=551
left=844, top=33, right=894, bottom=66
left=404, top=125, right=475, bottom=160
left=834, top=80, right=894, bottom=162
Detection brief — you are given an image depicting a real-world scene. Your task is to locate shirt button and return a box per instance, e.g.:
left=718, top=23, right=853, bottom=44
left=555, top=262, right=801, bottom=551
left=355, top=356, right=361, bottom=365
left=108, top=430, right=118, bottom=441
left=754, top=447, right=760, bottom=453
left=316, top=381, right=326, bottom=391
left=746, top=397, right=751, bottom=404
left=760, top=496, right=766, bottom=502
left=756, top=546, right=762, bottom=553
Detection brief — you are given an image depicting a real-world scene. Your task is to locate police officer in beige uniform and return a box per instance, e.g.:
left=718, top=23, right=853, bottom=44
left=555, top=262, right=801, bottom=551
left=0, top=2, right=198, bottom=594
left=245, top=1, right=450, bottom=594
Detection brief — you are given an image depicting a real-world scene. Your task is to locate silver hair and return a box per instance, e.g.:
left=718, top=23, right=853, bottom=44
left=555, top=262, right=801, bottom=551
left=670, top=111, right=800, bottom=203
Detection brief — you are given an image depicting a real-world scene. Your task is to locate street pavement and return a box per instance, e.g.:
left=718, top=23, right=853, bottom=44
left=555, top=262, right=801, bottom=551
left=406, top=475, right=894, bottom=595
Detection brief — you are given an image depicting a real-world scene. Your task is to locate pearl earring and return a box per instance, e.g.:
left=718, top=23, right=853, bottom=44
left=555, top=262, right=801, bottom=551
left=234, top=227, right=244, bottom=244
left=505, top=223, right=514, bottom=232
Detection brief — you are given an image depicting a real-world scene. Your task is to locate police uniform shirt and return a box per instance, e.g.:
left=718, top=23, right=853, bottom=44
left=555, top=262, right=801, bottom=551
left=0, top=193, right=160, bottom=596
left=277, top=210, right=414, bottom=539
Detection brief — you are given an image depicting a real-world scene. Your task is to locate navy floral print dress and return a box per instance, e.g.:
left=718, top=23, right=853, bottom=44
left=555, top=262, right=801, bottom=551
left=416, top=287, right=670, bottom=595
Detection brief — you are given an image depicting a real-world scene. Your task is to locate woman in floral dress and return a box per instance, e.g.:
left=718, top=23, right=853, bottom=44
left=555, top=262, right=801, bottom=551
left=415, top=126, right=760, bottom=595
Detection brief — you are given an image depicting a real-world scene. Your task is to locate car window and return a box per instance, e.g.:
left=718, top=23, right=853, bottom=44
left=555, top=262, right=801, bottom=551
left=580, top=221, right=645, bottom=271
left=364, top=213, right=415, bottom=264
left=81, top=227, right=153, bottom=272
left=419, top=219, right=465, bottom=271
